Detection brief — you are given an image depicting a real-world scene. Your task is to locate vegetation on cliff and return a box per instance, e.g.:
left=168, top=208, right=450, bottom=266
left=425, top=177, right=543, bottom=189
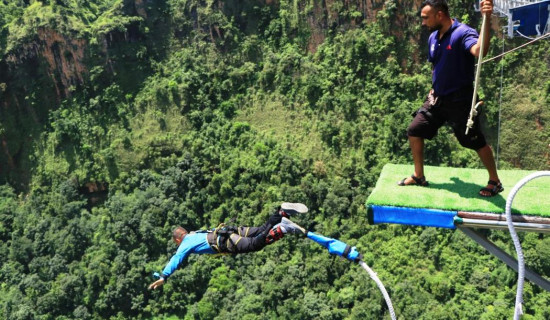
left=0, top=1, right=549, bottom=319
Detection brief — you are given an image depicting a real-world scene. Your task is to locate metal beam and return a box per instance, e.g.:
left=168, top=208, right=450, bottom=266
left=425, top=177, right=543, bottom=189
left=458, top=226, right=550, bottom=292
left=456, top=217, right=550, bottom=233
left=457, top=211, right=550, bottom=224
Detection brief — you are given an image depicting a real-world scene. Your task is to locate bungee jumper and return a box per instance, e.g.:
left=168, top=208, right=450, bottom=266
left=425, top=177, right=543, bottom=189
left=398, top=0, right=503, bottom=197
left=148, top=202, right=397, bottom=319
left=148, top=202, right=308, bottom=290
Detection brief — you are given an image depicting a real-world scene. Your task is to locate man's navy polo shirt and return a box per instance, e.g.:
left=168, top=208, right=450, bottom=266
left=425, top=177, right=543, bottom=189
left=428, top=19, right=479, bottom=96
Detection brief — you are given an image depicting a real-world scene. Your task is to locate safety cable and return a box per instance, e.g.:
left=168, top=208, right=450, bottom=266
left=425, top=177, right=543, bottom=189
left=505, top=171, right=550, bottom=320
left=359, top=260, right=397, bottom=320
left=306, top=232, right=396, bottom=320
left=496, top=28, right=505, bottom=168
left=515, top=29, right=539, bottom=41
left=481, top=32, right=550, bottom=65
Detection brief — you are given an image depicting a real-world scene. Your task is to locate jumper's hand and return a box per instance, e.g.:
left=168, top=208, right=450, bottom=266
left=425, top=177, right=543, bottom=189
left=148, top=278, right=165, bottom=290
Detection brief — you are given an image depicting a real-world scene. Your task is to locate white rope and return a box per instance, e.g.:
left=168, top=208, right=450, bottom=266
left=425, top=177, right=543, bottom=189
left=515, top=29, right=538, bottom=40
left=466, top=14, right=489, bottom=135
left=482, top=32, right=550, bottom=65
left=359, top=260, right=396, bottom=320
left=496, top=28, right=505, bottom=168
left=505, top=171, right=550, bottom=320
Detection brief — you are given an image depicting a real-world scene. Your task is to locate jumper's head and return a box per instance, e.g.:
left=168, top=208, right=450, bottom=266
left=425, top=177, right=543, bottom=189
left=172, top=226, right=188, bottom=245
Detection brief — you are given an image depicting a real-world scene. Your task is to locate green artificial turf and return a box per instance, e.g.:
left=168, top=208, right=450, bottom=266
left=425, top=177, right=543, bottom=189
left=366, top=164, right=550, bottom=217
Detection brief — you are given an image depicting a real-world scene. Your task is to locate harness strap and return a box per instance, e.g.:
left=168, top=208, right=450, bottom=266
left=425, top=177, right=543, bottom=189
left=206, top=223, right=226, bottom=253
left=342, top=245, right=352, bottom=258
left=230, top=233, right=243, bottom=246
left=206, top=223, right=240, bottom=253
left=239, top=227, right=250, bottom=237
left=206, top=232, right=222, bottom=253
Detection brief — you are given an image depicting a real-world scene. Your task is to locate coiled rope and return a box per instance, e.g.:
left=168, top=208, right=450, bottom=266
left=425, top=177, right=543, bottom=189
left=505, top=171, right=550, bottom=320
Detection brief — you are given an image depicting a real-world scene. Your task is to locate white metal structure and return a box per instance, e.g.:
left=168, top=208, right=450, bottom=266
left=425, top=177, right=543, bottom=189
left=477, top=0, right=550, bottom=37
left=492, top=0, right=538, bottom=16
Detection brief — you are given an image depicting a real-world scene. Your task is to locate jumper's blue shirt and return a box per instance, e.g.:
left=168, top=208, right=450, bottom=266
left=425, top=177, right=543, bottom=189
left=161, top=232, right=215, bottom=278
left=428, top=19, right=478, bottom=96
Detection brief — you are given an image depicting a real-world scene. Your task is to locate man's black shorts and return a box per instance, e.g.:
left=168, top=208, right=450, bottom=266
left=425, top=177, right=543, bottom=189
left=407, top=90, right=487, bottom=150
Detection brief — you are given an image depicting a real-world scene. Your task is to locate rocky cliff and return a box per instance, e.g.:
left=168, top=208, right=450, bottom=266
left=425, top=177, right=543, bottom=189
left=0, top=0, right=471, bottom=188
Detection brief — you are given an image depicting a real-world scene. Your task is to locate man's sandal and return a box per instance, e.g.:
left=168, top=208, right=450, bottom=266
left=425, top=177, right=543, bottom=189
left=397, top=175, right=429, bottom=187
left=479, top=180, right=504, bottom=197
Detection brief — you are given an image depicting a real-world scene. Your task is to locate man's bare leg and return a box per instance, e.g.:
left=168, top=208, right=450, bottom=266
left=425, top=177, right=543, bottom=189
left=477, top=144, right=501, bottom=196
left=401, top=136, right=426, bottom=185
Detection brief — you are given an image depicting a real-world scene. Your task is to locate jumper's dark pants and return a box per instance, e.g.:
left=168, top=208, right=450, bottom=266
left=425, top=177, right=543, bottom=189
left=206, top=215, right=280, bottom=254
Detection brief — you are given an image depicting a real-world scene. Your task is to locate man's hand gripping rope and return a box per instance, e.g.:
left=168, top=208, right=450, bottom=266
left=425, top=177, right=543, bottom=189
left=466, top=2, right=490, bottom=135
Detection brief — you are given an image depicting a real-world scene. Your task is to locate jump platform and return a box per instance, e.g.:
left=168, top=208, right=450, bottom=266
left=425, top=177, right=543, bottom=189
left=367, top=164, right=550, bottom=292
left=367, top=164, right=550, bottom=232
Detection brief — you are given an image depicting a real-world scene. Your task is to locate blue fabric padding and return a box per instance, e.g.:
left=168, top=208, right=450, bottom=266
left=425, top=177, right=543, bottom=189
left=369, top=205, right=457, bottom=229
left=510, top=1, right=550, bottom=36
left=306, top=232, right=361, bottom=262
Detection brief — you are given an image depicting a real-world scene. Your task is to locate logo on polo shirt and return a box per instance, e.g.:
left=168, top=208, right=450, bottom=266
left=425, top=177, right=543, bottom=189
left=446, top=44, right=452, bottom=50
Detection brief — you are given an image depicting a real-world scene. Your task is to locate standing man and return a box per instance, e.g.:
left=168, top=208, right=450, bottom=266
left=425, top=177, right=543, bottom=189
left=399, top=0, right=503, bottom=197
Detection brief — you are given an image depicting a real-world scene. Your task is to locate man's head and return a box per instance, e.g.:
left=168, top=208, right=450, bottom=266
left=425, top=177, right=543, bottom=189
left=421, top=0, right=450, bottom=32
left=172, top=226, right=188, bottom=245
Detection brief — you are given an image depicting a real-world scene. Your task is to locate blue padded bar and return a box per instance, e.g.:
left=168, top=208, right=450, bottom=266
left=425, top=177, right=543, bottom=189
left=369, top=205, right=457, bottom=229
left=306, top=232, right=361, bottom=262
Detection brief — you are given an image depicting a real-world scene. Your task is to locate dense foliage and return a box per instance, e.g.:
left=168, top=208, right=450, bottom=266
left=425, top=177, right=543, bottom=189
left=1, top=0, right=549, bottom=319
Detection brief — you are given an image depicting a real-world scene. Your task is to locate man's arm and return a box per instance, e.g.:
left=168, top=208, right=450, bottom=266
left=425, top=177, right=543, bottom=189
left=470, top=0, right=493, bottom=57
left=148, top=245, right=191, bottom=290
left=148, top=278, right=165, bottom=290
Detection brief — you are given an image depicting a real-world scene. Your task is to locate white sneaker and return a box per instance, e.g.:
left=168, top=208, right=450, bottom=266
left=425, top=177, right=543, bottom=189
left=277, top=217, right=306, bottom=235
left=280, top=203, right=308, bottom=217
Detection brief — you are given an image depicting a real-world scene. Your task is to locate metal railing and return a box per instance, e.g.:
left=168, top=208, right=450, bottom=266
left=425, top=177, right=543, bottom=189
left=477, top=1, right=550, bottom=37
left=494, top=0, right=539, bottom=15
left=477, top=0, right=544, bottom=16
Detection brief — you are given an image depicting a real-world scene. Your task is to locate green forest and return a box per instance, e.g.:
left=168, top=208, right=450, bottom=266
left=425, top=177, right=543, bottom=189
left=1, top=0, right=549, bottom=319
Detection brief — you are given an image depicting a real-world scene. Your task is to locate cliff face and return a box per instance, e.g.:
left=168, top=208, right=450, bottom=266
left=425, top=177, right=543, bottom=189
left=214, top=0, right=423, bottom=53
left=306, top=0, right=383, bottom=51
left=303, top=0, right=424, bottom=64
left=0, top=0, right=427, bottom=188
left=0, top=27, right=89, bottom=184
left=1, top=0, right=423, bottom=112
left=5, top=29, right=88, bottom=99
left=0, top=0, right=155, bottom=187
